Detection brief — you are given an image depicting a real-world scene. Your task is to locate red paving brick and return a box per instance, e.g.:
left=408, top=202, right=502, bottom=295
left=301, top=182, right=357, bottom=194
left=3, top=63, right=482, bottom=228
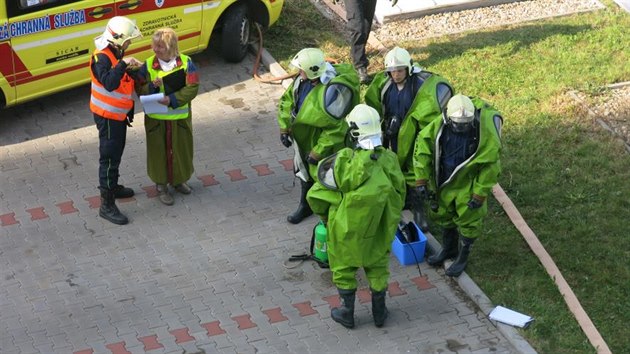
left=84, top=196, right=101, bottom=209
left=169, top=327, right=195, bottom=344
left=142, top=185, right=159, bottom=198
left=412, top=276, right=436, bottom=290
left=0, top=212, right=18, bottom=226
left=26, top=207, right=48, bottom=220
left=56, top=201, right=78, bottom=215
left=251, top=163, right=274, bottom=176
left=197, top=174, right=220, bottom=186
left=73, top=350, right=94, bottom=354
left=322, top=294, right=341, bottom=309
left=279, top=159, right=293, bottom=171
left=201, top=321, right=226, bottom=336
left=262, top=307, right=289, bottom=323
left=232, top=314, right=257, bottom=330
left=292, top=301, right=318, bottom=316
left=138, top=334, right=164, bottom=351
left=225, top=169, right=247, bottom=181
left=105, top=341, right=131, bottom=354
left=388, top=281, right=407, bottom=297
left=357, top=288, right=371, bottom=304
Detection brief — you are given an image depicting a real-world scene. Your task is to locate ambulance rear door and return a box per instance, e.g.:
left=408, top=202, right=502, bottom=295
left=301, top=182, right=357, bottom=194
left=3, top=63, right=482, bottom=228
left=0, top=3, right=15, bottom=107
left=7, top=0, right=115, bottom=105
left=115, top=0, right=202, bottom=61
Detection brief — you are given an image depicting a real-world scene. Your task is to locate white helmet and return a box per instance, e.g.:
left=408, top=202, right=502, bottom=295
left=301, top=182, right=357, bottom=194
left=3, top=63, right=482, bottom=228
left=384, top=47, right=412, bottom=73
left=446, top=94, right=476, bottom=133
left=290, top=48, right=327, bottom=80
left=345, top=104, right=382, bottom=149
left=102, top=16, right=141, bottom=47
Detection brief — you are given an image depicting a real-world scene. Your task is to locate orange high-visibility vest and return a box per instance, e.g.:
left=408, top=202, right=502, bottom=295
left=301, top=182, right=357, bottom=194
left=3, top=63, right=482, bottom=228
left=89, top=47, right=134, bottom=121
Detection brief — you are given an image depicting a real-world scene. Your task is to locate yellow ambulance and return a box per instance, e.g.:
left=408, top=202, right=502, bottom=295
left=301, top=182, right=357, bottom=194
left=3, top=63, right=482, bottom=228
left=0, top=0, right=284, bottom=108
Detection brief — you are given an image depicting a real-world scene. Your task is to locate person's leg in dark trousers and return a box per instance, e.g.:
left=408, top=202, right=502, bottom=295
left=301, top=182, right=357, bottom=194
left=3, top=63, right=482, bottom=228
left=94, top=114, right=129, bottom=225
left=344, top=0, right=377, bottom=82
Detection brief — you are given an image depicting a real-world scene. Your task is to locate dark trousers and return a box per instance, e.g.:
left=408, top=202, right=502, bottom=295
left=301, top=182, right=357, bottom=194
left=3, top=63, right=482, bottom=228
left=94, top=114, right=127, bottom=190
left=344, top=0, right=377, bottom=69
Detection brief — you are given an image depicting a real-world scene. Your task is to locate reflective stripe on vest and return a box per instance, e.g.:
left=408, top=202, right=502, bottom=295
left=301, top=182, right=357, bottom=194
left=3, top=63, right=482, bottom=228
left=145, top=54, right=190, bottom=120
left=89, top=47, right=134, bottom=121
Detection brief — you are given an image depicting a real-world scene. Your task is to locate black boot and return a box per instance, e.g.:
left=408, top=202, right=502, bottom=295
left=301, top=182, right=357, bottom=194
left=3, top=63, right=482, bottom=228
left=287, top=180, right=313, bottom=224
left=113, top=184, right=134, bottom=199
left=99, top=188, right=129, bottom=225
left=427, top=228, right=459, bottom=266
left=445, top=237, right=475, bottom=277
left=331, top=288, right=356, bottom=329
left=371, top=288, right=388, bottom=327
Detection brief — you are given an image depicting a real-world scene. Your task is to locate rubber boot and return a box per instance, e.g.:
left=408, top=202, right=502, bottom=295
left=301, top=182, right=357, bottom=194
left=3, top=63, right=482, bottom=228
left=371, top=288, right=388, bottom=328
left=99, top=188, right=129, bottom=225
left=331, top=288, right=356, bottom=329
left=445, top=237, right=475, bottom=277
left=287, top=180, right=313, bottom=224
left=113, top=184, right=134, bottom=199
left=427, top=228, right=459, bottom=266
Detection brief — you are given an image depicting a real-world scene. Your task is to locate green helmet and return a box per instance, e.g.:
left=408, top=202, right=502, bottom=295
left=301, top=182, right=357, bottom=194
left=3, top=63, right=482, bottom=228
left=290, top=48, right=327, bottom=80
left=384, top=47, right=412, bottom=73
left=346, top=104, right=382, bottom=149
left=446, top=94, right=476, bottom=133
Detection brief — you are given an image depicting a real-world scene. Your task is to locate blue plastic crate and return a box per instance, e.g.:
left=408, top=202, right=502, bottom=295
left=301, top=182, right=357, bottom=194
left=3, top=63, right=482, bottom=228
left=392, top=222, right=427, bottom=265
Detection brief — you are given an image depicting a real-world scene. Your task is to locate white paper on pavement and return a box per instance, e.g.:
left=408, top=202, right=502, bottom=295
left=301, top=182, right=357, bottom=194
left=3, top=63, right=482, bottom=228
left=489, top=306, right=534, bottom=328
left=140, top=93, right=167, bottom=114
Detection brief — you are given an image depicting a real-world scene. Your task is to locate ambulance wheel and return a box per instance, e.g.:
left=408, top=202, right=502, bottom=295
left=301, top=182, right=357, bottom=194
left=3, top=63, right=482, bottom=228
left=221, top=4, right=250, bottom=63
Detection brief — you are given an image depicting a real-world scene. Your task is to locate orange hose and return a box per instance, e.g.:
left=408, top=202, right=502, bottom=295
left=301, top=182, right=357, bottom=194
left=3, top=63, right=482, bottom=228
left=252, top=24, right=296, bottom=83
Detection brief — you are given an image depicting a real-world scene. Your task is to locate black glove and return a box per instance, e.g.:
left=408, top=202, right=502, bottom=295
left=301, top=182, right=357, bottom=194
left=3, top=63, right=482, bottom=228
left=306, top=154, right=319, bottom=165
left=126, top=112, right=134, bottom=127
left=467, top=198, right=483, bottom=209
left=280, top=133, right=292, bottom=148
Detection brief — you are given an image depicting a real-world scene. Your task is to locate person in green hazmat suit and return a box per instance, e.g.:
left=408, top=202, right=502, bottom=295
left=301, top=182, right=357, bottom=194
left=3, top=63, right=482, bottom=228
left=306, top=104, right=406, bottom=329
left=277, top=48, right=360, bottom=224
left=364, top=47, right=453, bottom=230
left=413, top=94, right=502, bottom=277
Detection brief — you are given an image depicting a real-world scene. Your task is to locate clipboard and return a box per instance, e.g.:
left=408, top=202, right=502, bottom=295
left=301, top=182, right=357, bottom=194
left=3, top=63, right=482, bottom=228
left=162, top=69, right=186, bottom=95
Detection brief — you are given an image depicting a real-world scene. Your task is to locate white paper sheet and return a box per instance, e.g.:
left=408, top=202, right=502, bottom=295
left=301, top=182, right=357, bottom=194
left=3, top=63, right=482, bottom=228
left=140, top=93, right=168, bottom=114
left=489, top=306, right=534, bottom=328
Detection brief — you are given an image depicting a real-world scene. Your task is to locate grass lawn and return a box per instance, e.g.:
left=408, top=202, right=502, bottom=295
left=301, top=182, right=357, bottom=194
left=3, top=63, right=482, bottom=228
left=264, top=1, right=630, bottom=353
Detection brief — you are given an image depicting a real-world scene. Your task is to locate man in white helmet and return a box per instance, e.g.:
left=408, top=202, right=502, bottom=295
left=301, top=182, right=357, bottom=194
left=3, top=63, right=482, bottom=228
left=365, top=46, right=453, bottom=230
left=331, top=0, right=398, bottom=83
left=277, top=48, right=359, bottom=224
left=413, top=94, right=503, bottom=277
left=307, top=104, right=406, bottom=329
left=90, top=16, right=142, bottom=225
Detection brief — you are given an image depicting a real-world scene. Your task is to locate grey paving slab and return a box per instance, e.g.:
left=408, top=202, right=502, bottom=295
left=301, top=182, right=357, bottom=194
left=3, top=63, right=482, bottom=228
left=0, top=47, right=527, bottom=354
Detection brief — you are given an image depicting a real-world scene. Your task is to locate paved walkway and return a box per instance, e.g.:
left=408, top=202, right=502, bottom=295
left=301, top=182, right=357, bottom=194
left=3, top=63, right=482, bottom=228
left=1, top=45, right=530, bottom=354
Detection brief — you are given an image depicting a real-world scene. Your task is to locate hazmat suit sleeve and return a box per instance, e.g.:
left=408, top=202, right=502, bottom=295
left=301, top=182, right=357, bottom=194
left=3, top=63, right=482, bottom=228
left=472, top=160, right=501, bottom=199
left=413, top=120, right=439, bottom=185
left=364, top=73, right=388, bottom=115
left=310, top=118, right=348, bottom=159
left=306, top=182, right=341, bottom=221
left=277, top=80, right=296, bottom=133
